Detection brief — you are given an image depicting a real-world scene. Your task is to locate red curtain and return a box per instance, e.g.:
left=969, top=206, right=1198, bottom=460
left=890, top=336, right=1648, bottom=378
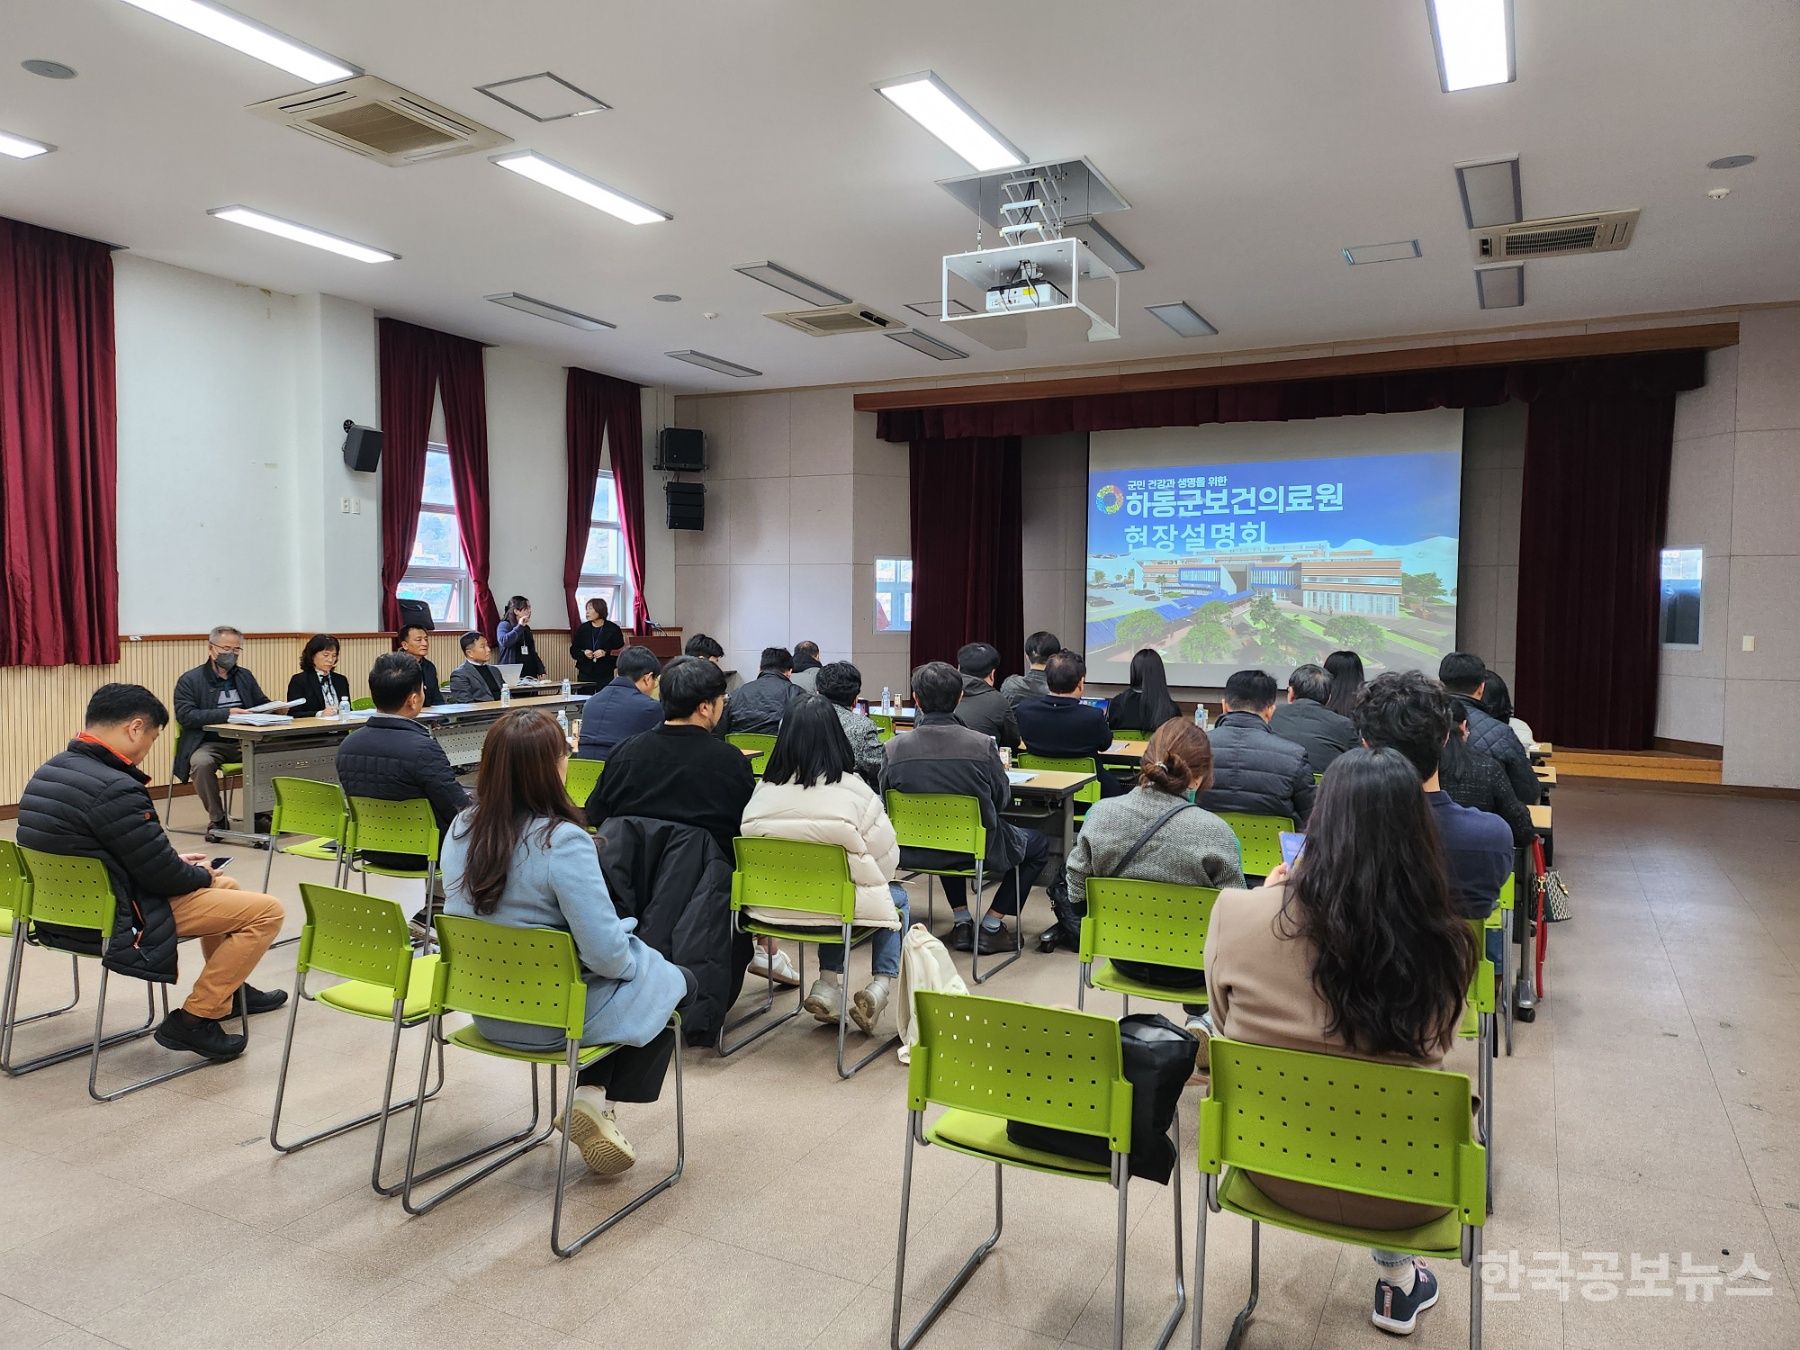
left=565, top=368, right=647, bottom=628
left=908, top=437, right=1023, bottom=679
left=377, top=318, right=435, bottom=630
left=437, top=333, right=498, bottom=636
left=0, top=218, right=118, bottom=666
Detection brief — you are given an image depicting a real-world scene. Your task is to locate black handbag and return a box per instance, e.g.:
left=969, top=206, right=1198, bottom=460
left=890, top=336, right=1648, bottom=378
left=1006, top=1012, right=1197, bottom=1183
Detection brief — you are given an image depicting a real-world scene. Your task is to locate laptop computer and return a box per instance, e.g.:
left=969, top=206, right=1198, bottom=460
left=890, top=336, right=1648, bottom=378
left=497, top=663, right=524, bottom=686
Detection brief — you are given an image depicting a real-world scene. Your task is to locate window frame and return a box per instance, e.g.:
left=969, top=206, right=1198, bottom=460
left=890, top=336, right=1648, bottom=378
left=874, top=556, right=914, bottom=634
left=398, top=444, right=472, bottom=628
left=577, top=468, right=631, bottom=625
left=1658, top=545, right=1703, bottom=650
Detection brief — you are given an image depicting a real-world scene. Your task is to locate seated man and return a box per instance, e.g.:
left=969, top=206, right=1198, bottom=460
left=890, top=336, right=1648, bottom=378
left=396, top=622, right=445, bottom=707
left=1439, top=651, right=1539, bottom=804
left=17, top=683, right=286, bottom=1062
left=172, top=624, right=270, bottom=838
left=1269, top=662, right=1357, bottom=776
left=1014, top=649, right=1126, bottom=797
left=1000, top=630, right=1059, bottom=708
left=336, top=652, right=472, bottom=937
left=1202, top=668, right=1316, bottom=825
left=881, top=660, right=1050, bottom=954
left=576, top=644, right=663, bottom=760
left=952, top=642, right=1021, bottom=748
left=816, top=659, right=885, bottom=785
left=721, top=646, right=799, bottom=736
left=446, top=630, right=505, bottom=703
left=684, top=632, right=725, bottom=665
left=790, top=639, right=823, bottom=693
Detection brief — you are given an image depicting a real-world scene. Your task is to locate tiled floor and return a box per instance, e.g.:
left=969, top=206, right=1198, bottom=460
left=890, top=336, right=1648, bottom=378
left=3, top=781, right=1799, bottom=1348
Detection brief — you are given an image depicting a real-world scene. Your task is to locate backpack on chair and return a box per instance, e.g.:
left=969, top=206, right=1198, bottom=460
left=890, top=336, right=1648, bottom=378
left=895, top=922, right=968, bottom=1065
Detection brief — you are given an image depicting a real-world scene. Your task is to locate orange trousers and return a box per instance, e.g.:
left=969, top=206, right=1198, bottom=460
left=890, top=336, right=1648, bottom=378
left=169, top=877, right=284, bottom=1019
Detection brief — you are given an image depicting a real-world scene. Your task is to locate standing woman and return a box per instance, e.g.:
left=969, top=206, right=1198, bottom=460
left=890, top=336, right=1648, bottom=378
left=571, top=597, right=625, bottom=686
left=496, top=595, right=546, bottom=679
left=1322, top=649, right=1365, bottom=721
left=1107, top=647, right=1182, bottom=734
left=287, top=633, right=350, bottom=717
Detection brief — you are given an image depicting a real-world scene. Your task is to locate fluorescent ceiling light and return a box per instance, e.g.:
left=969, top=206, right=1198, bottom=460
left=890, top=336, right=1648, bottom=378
left=1145, top=302, right=1217, bottom=338
left=207, top=205, right=397, bottom=262
left=1475, top=264, right=1524, bottom=309
left=1427, top=0, right=1515, bottom=92
left=0, top=130, right=55, bottom=159
left=734, top=262, right=849, bottom=307
left=490, top=150, right=670, bottom=224
left=485, top=292, right=614, bottom=331
left=887, top=329, right=968, bottom=361
left=114, top=0, right=356, bottom=84
left=874, top=72, right=1024, bottom=172
left=1065, top=219, right=1144, bottom=274
left=1343, top=239, right=1422, bottom=265
left=1455, top=155, right=1522, bottom=228
left=904, top=297, right=975, bottom=318
left=666, top=349, right=760, bottom=378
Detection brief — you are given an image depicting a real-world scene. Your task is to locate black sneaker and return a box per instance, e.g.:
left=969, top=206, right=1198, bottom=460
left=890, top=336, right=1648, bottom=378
left=1371, top=1261, right=1438, bottom=1336
left=949, top=920, right=975, bottom=952
left=153, top=1008, right=248, bottom=1062
left=975, top=921, right=1018, bottom=956
left=235, top=984, right=288, bottom=1015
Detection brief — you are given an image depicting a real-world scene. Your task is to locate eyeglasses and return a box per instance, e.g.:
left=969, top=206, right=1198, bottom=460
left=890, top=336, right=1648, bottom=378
left=210, top=642, right=243, bottom=654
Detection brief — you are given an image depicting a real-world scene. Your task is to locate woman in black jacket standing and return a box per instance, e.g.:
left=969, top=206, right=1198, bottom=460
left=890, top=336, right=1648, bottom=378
left=287, top=633, right=351, bottom=717
left=570, top=596, right=625, bottom=685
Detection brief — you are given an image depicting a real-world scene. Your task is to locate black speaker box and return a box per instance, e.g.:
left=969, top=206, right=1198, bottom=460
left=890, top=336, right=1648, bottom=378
left=343, top=423, right=383, bottom=472
left=666, top=481, right=706, bottom=531
left=397, top=597, right=435, bottom=631
left=655, top=427, right=706, bottom=471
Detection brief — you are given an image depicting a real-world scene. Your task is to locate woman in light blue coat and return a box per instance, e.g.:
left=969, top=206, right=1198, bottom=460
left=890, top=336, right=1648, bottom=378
left=442, top=709, right=690, bottom=1177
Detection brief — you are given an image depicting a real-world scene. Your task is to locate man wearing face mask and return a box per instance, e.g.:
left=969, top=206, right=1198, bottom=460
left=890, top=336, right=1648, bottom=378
left=17, top=684, right=287, bottom=1063
left=172, top=625, right=271, bottom=839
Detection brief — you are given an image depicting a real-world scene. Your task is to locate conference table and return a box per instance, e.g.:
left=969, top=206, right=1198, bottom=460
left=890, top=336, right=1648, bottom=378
left=203, top=694, right=588, bottom=844
left=1001, top=767, right=1096, bottom=896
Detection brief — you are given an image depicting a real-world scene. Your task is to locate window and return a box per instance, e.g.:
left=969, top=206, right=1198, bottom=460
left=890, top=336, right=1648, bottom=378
left=578, top=470, right=631, bottom=621
left=397, top=446, right=471, bottom=626
left=875, top=557, right=913, bottom=633
left=1659, top=547, right=1702, bottom=648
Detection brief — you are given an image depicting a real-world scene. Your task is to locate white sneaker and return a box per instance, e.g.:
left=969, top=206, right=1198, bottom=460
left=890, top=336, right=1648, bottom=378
left=747, top=946, right=802, bottom=987
left=559, top=1085, right=636, bottom=1176
left=851, top=981, right=890, bottom=1035
left=802, top=977, right=843, bottom=1023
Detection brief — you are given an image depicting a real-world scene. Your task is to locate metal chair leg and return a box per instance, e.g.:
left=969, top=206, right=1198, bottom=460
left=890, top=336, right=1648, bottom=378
left=1480, top=1011, right=1497, bottom=1212
left=1222, top=1219, right=1260, bottom=1350
left=2, top=939, right=156, bottom=1077
left=717, top=938, right=805, bottom=1058
left=0, top=942, right=81, bottom=1033
left=834, top=925, right=900, bottom=1079
left=1150, top=1121, right=1188, bottom=1350
left=1467, top=1223, right=1484, bottom=1349
left=1113, top=1155, right=1131, bottom=1347
left=1191, top=1175, right=1210, bottom=1350
left=1500, top=922, right=1515, bottom=1055
left=86, top=971, right=227, bottom=1102
left=892, top=1115, right=1004, bottom=1350
left=1077, top=959, right=1090, bottom=1010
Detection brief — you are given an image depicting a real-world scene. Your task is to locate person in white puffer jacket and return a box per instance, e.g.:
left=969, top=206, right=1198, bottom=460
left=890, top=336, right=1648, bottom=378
left=740, top=695, right=911, bottom=1035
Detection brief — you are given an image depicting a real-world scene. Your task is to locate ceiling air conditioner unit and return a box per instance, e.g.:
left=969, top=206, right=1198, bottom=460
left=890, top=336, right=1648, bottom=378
left=248, top=76, right=511, bottom=166
left=1472, top=209, right=1639, bottom=262
left=764, top=303, right=903, bottom=337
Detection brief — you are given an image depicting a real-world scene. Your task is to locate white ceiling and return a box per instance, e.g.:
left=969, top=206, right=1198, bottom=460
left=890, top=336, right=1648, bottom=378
left=5, top=0, right=1798, bottom=392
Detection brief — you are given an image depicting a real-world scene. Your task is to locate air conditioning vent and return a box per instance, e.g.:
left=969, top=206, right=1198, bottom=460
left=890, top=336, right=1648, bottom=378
left=248, top=76, right=510, bottom=166
left=764, top=303, right=903, bottom=337
left=1472, top=209, right=1639, bottom=261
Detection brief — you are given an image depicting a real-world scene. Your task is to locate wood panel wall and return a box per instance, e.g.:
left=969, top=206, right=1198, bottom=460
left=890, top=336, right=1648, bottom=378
left=0, top=632, right=579, bottom=808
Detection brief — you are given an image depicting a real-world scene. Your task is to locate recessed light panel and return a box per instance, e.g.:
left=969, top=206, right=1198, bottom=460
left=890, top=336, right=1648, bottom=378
left=490, top=150, right=670, bottom=224
left=1427, top=0, right=1515, bottom=92
left=485, top=292, right=614, bottom=331
left=208, top=205, right=397, bottom=262
left=113, top=0, right=357, bottom=84
left=904, top=298, right=976, bottom=319
left=734, top=262, right=849, bottom=307
left=0, top=130, right=55, bottom=159
left=1455, top=156, right=1522, bottom=229
left=666, top=349, right=760, bottom=378
left=874, top=71, right=1024, bottom=171
left=1343, top=239, right=1422, bottom=265
left=887, top=330, right=969, bottom=360
left=475, top=72, right=609, bottom=122
left=1475, top=264, right=1524, bottom=309
left=1145, top=302, right=1217, bottom=338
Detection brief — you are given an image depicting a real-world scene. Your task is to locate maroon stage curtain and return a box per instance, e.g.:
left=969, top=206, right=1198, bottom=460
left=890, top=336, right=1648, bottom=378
left=908, top=437, right=1023, bottom=680
left=0, top=218, right=118, bottom=666
left=436, top=333, right=498, bottom=636
left=1516, top=390, right=1676, bottom=748
left=565, top=368, right=647, bottom=628
left=377, top=318, right=435, bottom=631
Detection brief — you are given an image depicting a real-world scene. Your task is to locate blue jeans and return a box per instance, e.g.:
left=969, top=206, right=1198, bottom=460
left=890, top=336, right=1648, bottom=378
left=817, top=884, right=909, bottom=979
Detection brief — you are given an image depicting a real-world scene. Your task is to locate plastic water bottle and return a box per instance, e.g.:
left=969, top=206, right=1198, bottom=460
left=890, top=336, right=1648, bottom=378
left=560, top=677, right=572, bottom=698
left=499, top=683, right=512, bottom=708
left=339, top=697, right=353, bottom=721
left=880, top=686, right=892, bottom=716
left=556, top=708, right=570, bottom=738
left=1193, top=703, right=1208, bottom=730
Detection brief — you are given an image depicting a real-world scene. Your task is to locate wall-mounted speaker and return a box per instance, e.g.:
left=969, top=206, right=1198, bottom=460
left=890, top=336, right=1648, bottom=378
left=343, top=421, right=383, bottom=472
left=666, top=481, right=706, bottom=531
left=656, top=426, right=706, bottom=471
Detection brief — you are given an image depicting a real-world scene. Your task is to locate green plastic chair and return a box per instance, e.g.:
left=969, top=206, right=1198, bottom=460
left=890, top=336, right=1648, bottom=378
left=0, top=849, right=247, bottom=1099
left=269, top=883, right=445, bottom=1193
left=1194, top=1038, right=1487, bottom=1350
left=1462, top=917, right=1499, bottom=1210
left=399, top=914, right=685, bottom=1259
left=1497, top=871, right=1517, bottom=1056
left=891, top=992, right=1186, bottom=1350
left=1216, top=811, right=1295, bottom=880
left=884, top=790, right=1019, bottom=984
left=868, top=713, right=897, bottom=743
left=564, top=756, right=605, bottom=817
left=344, top=796, right=442, bottom=931
left=163, top=757, right=243, bottom=830
left=1013, top=752, right=1103, bottom=821
left=1111, top=728, right=1148, bottom=742
left=0, top=840, right=81, bottom=1034
left=350, top=696, right=376, bottom=711
left=718, top=837, right=898, bottom=1078
left=726, top=732, right=776, bottom=777
left=260, top=777, right=350, bottom=895
left=1077, top=878, right=1216, bottom=1014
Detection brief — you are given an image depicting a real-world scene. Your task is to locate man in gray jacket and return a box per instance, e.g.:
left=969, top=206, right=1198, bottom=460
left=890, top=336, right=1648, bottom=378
left=951, top=642, right=1021, bottom=749
left=1269, top=662, right=1356, bottom=776
left=999, top=630, right=1060, bottom=707
left=172, top=624, right=270, bottom=837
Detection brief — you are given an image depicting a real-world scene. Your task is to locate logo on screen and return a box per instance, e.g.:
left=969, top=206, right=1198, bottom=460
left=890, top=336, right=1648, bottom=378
left=1095, top=484, right=1124, bottom=515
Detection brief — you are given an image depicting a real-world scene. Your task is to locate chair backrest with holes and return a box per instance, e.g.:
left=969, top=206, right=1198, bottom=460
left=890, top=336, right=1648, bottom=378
left=350, top=696, right=375, bottom=711
left=16, top=849, right=115, bottom=935
left=1199, top=1037, right=1485, bottom=1226
left=346, top=796, right=441, bottom=860
left=908, top=992, right=1132, bottom=1151
left=1216, top=811, right=1296, bottom=878
left=1079, top=878, right=1217, bottom=971
left=1014, top=754, right=1102, bottom=805
left=1112, top=729, right=1147, bottom=742
left=272, top=777, right=348, bottom=843
left=884, top=792, right=986, bottom=869
left=0, top=838, right=25, bottom=921
left=564, top=757, right=605, bottom=811
left=1461, top=920, right=1496, bottom=1037
left=297, top=882, right=415, bottom=994
left=730, top=837, right=856, bottom=923
left=429, top=913, right=586, bottom=1039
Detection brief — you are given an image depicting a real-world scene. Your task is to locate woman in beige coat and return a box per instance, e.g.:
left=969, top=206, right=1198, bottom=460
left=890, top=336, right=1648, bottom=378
left=740, top=695, right=909, bottom=1035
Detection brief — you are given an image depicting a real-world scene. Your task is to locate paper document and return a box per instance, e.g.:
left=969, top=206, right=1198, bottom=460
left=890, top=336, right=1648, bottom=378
left=245, top=698, right=305, bottom=713
left=229, top=713, right=294, bottom=726
left=1005, top=769, right=1034, bottom=785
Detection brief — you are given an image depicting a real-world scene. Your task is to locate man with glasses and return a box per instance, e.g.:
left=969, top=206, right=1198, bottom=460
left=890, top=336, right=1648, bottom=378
left=173, top=625, right=270, bottom=839
left=396, top=622, right=446, bottom=707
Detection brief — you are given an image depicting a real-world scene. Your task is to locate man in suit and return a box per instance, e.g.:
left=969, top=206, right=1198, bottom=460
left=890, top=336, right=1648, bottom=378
left=397, top=622, right=445, bottom=707
left=447, top=631, right=505, bottom=704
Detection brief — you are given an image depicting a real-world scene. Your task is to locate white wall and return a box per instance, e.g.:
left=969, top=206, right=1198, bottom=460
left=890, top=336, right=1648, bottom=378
left=1455, top=401, right=1526, bottom=691
left=1019, top=432, right=1088, bottom=667
left=481, top=346, right=567, bottom=623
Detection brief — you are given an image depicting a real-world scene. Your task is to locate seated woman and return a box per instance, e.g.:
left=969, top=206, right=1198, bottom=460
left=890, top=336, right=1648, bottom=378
left=287, top=633, right=350, bottom=717
left=1106, top=647, right=1182, bottom=734
left=495, top=595, right=547, bottom=680
left=739, top=695, right=910, bottom=1035
left=442, top=709, right=690, bottom=1177
left=571, top=596, right=625, bottom=686
left=1063, top=718, right=1243, bottom=1016
left=1203, top=747, right=1476, bottom=1337
left=1440, top=700, right=1534, bottom=847
left=814, top=659, right=885, bottom=787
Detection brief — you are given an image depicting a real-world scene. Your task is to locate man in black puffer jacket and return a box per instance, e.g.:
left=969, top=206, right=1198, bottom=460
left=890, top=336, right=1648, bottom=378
left=1202, top=669, right=1316, bottom=825
left=1439, top=652, right=1539, bottom=804
left=720, top=647, right=801, bottom=736
left=16, top=684, right=286, bottom=1062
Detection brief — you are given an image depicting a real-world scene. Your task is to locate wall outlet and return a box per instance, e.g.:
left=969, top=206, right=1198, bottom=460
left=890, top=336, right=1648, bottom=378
left=1742, top=635, right=1756, bottom=652
left=340, top=496, right=353, bottom=514
left=351, top=498, right=362, bottom=515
